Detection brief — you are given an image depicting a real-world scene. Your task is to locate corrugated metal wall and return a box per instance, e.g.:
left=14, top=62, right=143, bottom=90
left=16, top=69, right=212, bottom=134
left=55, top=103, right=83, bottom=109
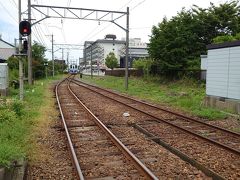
left=0, top=63, right=8, bottom=90
left=206, top=47, right=240, bottom=100
left=228, top=46, right=240, bottom=99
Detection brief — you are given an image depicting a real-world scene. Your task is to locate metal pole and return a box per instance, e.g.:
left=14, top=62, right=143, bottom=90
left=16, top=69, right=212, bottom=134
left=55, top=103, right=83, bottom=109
left=52, top=34, right=54, bottom=76
left=45, top=65, right=47, bottom=79
left=125, top=7, right=129, bottom=90
left=79, top=57, right=80, bottom=73
left=18, top=0, right=24, bottom=100
left=84, top=46, right=86, bottom=73
left=62, top=48, right=64, bottom=72
left=28, top=0, right=33, bottom=85
left=90, top=44, right=93, bottom=78
left=67, top=52, right=69, bottom=71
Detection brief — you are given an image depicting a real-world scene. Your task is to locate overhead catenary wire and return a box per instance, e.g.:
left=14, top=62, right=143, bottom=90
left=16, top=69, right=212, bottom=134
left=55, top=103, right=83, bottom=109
left=34, top=0, right=53, bottom=46
left=130, top=0, right=146, bottom=11
left=80, top=0, right=135, bottom=42
left=0, top=1, right=18, bottom=23
left=32, top=10, right=48, bottom=46
left=33, top=25, right=47, bottom=46
left=80, top=0, right=147, bottom=42
left=10, top=0, right=18, bottom=9
left=32, top=30, right=44, bottom=45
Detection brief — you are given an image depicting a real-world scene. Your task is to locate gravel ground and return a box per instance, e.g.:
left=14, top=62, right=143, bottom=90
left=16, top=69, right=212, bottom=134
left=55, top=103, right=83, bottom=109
left=25, top=80, right=240, bottom=179
left=70, top=82, right=240, bottom=179
left=26, top=84, right=77, bottom=180
left=69, top=83, right=211, bottom=179
left=208, top=117, right=240, bottom=132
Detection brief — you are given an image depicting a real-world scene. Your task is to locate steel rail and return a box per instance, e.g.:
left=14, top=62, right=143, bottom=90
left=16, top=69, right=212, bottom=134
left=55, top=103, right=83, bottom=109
left=55, top=78, right=84, bottom=180
left=70, top=79, right=240, bottom=156
left=67, top=78, right=158, bottom=180
left=74, top=79, right=240, bottom=137
left=134, top=124, right=225, bottom=180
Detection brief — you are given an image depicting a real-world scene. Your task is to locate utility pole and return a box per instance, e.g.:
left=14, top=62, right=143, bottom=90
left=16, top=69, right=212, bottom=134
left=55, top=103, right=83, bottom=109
left=67, top=52, right=69, bottom=71
left=90, top=44, right=93, bottom=78
left=28, top=0, right=33, bottom=85
left=61, top=47, right=62, bottom=71
left=125, top=7, right=129, bottom=90
left=79, top=57, right=80, bottom=73
left=52, top=34, right=54, bottom=76
left=84, top=45, right=86, bottom=73
left=18, top=0, right=24, bottom=100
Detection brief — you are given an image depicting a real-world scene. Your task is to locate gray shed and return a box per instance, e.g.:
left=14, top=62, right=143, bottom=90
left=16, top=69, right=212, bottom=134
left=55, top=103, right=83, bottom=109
left=0, top=63, right=8, bottom=96
left=206, top=41, right=240, bottom=99
left=204, top=41, right=240, bottom=113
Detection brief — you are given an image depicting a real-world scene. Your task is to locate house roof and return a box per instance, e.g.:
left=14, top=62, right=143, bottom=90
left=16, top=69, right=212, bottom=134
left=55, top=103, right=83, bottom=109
left=0, top=58, right=6, bottom=63
left=0, top=39, right=14, bottom=48
left=0, top=38, right=15, bottom=60
left=207, top=40, right=240, bottom=50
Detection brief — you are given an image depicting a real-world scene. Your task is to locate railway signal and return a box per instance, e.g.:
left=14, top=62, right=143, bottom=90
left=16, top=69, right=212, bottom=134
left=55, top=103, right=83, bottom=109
left=19, top=20, right=31, bottom=36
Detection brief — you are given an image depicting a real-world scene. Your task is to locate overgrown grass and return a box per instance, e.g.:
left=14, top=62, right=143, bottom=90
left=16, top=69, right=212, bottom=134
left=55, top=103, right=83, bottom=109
left=81, top=75, right=227, bottom=120
left=0, top=74, right=64, bottom=168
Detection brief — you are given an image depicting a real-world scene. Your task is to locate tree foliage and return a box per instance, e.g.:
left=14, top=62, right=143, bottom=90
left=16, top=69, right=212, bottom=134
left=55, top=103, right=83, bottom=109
left=32, top=41, right=47, bottom=78
left=148, top=1, right=240, bottom=76
left=7, top=41, right=67, bottom=84
left=105, top=52, right=118, bottom=70
left=133, top=58, right=153, bottom=77
left=213, top=32, right=240, bottom=43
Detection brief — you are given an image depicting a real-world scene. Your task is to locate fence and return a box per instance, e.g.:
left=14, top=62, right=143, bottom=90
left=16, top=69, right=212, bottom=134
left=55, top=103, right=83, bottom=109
left=105, top=69, right=143, bottom=77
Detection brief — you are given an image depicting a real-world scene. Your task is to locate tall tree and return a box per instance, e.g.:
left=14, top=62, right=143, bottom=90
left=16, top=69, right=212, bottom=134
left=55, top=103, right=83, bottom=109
left=148, top=1, right=240, bottom=77
left=32, top=41, right=47, bottom=78
left=105, top=52, right=118, bottom=70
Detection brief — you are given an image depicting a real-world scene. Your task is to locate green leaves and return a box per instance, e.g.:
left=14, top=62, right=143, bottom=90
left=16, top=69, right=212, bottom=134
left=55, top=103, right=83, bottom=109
left=148, top=1, right=240, bottom=77
left=105, top=52, right=118, bottom=70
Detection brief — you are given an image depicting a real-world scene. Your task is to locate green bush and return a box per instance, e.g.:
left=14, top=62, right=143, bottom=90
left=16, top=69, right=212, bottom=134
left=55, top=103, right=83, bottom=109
left=0, top=109, right=17, bottom=124
left=0, top=143, right=23, bottom=168
left=133, top=58, right=153, bottom=77
left=11, top=100, right=24, bottom=117
left=213, top=35, right=236, bottom=43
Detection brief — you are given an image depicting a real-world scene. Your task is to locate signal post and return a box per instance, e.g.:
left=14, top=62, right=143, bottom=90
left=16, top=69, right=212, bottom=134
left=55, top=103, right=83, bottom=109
left=18, top=20, right=31, bottom=100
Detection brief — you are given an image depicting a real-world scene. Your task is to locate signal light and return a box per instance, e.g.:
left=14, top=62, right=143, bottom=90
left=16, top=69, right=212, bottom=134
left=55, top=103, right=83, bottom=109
left=19, top=21, right=31, bottom=36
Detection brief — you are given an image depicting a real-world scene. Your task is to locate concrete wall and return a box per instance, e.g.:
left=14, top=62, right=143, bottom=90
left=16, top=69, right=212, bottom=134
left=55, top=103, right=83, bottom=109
left=204, top=95, right=240, bottom=114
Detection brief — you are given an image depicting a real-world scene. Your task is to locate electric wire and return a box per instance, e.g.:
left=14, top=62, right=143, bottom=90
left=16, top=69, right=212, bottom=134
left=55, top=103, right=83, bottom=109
left=10, top=0, right=18, bottom=8
left=80, top=0, right=135, bottom=42
left=33, top=25, right=46, bottom=46
left=130, top=0, right=146, bottom=11
left=36, top=25, right=47, bottom=46
left=80, top=0, right=147, bottom=42
left=35, top=0, right=52, bottom=43
left=32, top=10, right=48, bottom=46
left=32, top=30, right=44, bottom=45
left=0, top=1, right=18, bottom=23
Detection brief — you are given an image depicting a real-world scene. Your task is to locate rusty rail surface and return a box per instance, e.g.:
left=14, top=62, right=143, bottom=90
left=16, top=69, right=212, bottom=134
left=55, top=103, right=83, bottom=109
left=55, top=77, right=84, bottom=180
left=56, top=77, right=158, bottom=179
left=70, top=78, right=240, bottom=156
left=73, top=78, right=240, bottom=137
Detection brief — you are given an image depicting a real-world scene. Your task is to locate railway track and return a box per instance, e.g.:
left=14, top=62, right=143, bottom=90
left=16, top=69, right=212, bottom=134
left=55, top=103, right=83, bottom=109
left=55, top=77, right=158, bottom=179
left=68, top=76, right=240, bottom=179
left=71, top=78, right=240, bottom=155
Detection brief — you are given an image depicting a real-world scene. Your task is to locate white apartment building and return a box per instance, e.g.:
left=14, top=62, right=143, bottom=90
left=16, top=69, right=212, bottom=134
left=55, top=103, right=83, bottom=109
left=83, top=36, right=148, bottom=69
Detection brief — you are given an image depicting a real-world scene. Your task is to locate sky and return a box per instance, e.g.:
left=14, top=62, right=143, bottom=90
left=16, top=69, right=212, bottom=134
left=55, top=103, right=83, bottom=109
left=0, top=0, right=226, bottom=63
